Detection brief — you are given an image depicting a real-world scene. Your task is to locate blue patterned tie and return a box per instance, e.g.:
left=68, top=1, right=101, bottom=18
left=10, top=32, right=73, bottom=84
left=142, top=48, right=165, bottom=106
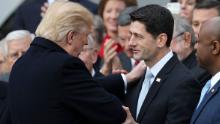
left=196, top=80, right=211, bottom=109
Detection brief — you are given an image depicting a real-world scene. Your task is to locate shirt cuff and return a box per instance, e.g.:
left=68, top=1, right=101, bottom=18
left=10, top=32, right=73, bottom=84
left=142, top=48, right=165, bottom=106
left=121, top=73, right=127, bottom=94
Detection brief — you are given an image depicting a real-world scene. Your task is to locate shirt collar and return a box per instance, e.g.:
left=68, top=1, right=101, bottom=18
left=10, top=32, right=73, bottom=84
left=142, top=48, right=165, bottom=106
left=210, top=71, right=220, bottom=89
left=91, top=68, right=95, bottom=77
left=149, top=51, right=173, bottom=78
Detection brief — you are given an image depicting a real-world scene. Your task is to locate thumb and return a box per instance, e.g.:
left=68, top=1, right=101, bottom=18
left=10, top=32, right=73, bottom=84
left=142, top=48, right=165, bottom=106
left=122, top=106, right=132, bottom=117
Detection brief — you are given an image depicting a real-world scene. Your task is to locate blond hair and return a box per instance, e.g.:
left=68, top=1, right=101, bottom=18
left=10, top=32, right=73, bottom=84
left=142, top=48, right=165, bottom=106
left=36, top=1, right=93, bottom=42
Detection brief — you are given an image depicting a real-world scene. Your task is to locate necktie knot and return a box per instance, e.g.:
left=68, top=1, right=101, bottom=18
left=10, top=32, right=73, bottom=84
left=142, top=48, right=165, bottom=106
left=146, top=70, right=153, bottom=81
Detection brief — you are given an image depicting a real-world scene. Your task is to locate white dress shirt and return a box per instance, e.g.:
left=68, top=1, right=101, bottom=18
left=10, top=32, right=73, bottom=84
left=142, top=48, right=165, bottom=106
left=210, top=71, right=220, bottom=90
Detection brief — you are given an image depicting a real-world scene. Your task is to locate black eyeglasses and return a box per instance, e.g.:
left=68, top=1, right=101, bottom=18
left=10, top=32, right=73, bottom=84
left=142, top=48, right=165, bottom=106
left=173, top=32, right=184, bottom=40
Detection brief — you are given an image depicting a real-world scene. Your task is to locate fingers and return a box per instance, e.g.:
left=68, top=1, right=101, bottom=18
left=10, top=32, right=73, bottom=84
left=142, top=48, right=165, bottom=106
left=133, top=60, right=146, bottom=71
left=103, top=39, right=117, bottom=64
left=125, top=60, right=146, bottom=83
left=122, top=106, right=131, bottom=116
left=104, top=39, right=114, bottom=53
left=122, top=106, right=138, bottom=124
left=112, top=69, right=128, bottom=74
left=104, top=39, right=117, bottom=56
left=40, top=2, right=49, bottom=17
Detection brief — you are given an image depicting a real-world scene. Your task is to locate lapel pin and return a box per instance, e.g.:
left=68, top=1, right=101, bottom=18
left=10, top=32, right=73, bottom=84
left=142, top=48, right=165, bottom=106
left=156, top=78, right=161, bottom=83
left=211, top=89, right=215, bottom=93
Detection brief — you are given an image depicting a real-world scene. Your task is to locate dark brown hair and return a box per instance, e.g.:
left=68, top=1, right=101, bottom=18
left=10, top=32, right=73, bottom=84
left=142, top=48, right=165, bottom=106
left=98, top=0, right=137, bottom=18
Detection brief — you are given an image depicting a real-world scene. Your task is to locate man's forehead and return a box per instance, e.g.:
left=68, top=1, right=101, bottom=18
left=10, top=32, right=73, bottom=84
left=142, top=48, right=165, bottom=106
left=193, top=8, right=219, bottom=20
left=130, top=21, right=146, bottom=33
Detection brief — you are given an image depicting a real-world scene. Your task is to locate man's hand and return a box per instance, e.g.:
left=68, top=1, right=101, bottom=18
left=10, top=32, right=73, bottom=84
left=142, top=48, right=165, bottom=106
left=125, top=61, right=146, bottom=83
left=112, top=69, right=128, bottom=74
left=40, top=2, right=49, bottom=17
left=122, top=106, right=139, bottom=124
left=100, top=39, right=117, bottom=76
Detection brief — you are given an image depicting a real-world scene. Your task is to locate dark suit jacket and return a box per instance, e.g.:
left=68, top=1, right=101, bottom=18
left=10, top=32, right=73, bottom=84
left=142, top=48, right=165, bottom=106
left=0, top=81, right=8, bottom=117
left=118, top=52, right=132, bottom=72
left=182, top=51, right=211, bottom=87
left=13, top=0, right=44, bottom=33
left=0, top=81, right=11, bottom=124
left=8, top=37, right=126, bottom=124
left=93, top=68, right=125, bottom=100
left=124, top=54, right=201, bottom=124
left=190, top=80, right=220, bottom=124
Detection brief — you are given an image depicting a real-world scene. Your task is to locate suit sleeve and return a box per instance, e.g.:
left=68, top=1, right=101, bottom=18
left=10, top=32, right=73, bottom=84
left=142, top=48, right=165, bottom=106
left=61, top=58, right=126, bottom=124
left=95, top=74, right=125, bottom=100
left=165, top=77, right=201, bottom=124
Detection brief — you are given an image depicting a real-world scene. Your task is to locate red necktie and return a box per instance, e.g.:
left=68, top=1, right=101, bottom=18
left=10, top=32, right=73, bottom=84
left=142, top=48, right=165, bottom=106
left=134, top=60, right=140, bottom=66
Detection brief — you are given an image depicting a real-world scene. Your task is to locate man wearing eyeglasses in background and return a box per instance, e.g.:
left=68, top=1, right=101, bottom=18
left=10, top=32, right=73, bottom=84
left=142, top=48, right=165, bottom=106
left=170, top=15, right=211, bottom=86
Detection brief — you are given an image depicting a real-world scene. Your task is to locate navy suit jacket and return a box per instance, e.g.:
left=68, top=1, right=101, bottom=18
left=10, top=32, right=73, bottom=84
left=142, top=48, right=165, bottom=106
left=190, top=80, right=220, bottom=124
left=124, top=54, right=201, bottom=124
left=8, top=37, right=126, bottom=124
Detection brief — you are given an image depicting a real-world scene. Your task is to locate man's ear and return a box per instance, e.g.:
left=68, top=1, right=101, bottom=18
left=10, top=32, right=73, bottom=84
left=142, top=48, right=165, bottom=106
left=156, top=33, right=168, bottom=48
left=211, top=40, right=220, bottom=55
left=91, top=49, right=98, bottom=64
left=66, top=31, right=75, bottom=45
left=183, top=32, right=192, bottom=48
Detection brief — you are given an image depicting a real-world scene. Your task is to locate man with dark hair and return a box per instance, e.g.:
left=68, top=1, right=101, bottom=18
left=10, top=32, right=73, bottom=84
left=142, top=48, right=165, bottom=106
left=8, top=2, right=135, bottom=124
left=124, top=4, right=201, bottom=124
left=192, top=0, right=220, bottom=39
left=117, top=6, right=137, bottom=72
left=190, top=17, right=220, bottom=124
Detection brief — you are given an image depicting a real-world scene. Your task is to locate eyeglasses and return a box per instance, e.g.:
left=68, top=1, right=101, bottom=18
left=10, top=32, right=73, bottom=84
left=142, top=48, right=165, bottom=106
left=173, top=32, right=184, bottom=41
left=8, top=51, right=26, bottom=61
left=173, top=32, right=184, bottom=39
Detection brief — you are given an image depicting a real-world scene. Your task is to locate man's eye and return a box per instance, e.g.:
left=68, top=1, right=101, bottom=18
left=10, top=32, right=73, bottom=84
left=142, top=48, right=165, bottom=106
left=192, top=22, right=199, bottom=27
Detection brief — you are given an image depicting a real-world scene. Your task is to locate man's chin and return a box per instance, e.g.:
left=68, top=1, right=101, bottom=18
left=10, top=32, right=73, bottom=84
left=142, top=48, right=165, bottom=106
left=133, top=55, right=141, bottom=60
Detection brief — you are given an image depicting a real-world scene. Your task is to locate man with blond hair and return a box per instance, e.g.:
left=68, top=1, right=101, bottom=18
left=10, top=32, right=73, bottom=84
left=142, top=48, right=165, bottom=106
left=8, top=1, right=137, bottom=124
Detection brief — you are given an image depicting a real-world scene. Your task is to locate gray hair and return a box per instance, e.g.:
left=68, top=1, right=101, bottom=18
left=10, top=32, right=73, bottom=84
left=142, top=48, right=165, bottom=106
left=4, top=30, right=35, bottom=55
left=5, top=30, right=34, bottom=41
left=93, top=15, right=104, bottom=45
left=173, top=15, right=196, bottom=47
left=87, top=34, right=98, bottom=50
left=0, top=39, right=7, bottom=59
left=118, top=6, right=138, bottom=26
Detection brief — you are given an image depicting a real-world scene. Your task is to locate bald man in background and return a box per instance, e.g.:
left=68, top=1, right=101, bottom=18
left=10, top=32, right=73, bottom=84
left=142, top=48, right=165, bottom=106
left=191, top=17, right=220, bottom=124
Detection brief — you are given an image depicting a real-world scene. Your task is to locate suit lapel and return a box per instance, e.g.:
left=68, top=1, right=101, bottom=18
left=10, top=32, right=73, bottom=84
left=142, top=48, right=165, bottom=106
left=191, top=80, right=220, bottom=124
left=129, top=73, right=146, bottom=118
left=137, top=55, right=179, bottom=121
